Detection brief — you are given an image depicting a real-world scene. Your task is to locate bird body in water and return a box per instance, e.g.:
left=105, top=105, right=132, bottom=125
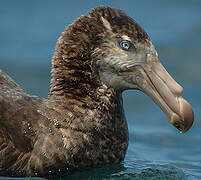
left=0, top=6, right=194, bottom=177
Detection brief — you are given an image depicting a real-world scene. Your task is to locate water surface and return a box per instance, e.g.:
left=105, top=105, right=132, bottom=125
left=0, top=0, right=200, bottom=179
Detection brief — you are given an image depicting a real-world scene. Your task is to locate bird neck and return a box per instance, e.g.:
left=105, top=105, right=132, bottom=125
left=47, top=80, right=126, bottom=135
left=46, top=52, right=127, bottom=142
left=48, top=51, right=121, bottom=108
left=49, top=51, right=96, bottom=96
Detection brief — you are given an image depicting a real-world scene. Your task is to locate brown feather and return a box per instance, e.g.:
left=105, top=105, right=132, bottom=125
left=0, top=6, right=150, bottom=177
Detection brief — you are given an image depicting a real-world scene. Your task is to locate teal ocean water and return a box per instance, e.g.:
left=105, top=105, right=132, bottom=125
left=0, top=0, right=201, bottom=179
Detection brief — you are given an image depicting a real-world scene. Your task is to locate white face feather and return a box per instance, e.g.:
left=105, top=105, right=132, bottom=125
left=94, top=35, right=157, bottom=91
left=121, top=35, right=132, bottom=42
left=93, top=16, right=158, bottom=91
left=101, top=17, right=112, bottom=31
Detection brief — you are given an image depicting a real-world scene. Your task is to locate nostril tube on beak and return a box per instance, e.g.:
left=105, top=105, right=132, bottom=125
left=142, top=54, right=194, bottom=133
left=151, top=59, right=184, bottom=97
left=172, top=84, right=183, bottom=97
left=164, top=74, right=183, bottom=97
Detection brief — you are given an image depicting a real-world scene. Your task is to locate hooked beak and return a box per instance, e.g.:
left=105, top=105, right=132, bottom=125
left=129, top=54, right=194, bottom=133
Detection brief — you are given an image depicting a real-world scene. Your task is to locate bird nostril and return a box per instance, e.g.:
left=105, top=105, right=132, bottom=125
left=170, top=82, right=183, bottom=97
left=176, top=85, right=183, bottom=97
left=151, top=59, right=184, bottom=98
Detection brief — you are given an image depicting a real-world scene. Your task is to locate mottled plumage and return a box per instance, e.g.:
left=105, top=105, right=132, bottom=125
left=0, top=6, right=193, bottom=177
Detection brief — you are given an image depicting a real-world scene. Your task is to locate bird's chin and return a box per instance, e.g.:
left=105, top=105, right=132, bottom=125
left=129, top=55, right=194, bottom=133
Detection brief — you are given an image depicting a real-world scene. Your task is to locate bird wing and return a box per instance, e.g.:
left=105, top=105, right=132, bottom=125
left=0, top=69, right=42, bottom=176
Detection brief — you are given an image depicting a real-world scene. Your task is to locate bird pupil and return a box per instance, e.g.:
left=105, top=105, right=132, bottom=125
left=123, top=42, right=129, bottom=48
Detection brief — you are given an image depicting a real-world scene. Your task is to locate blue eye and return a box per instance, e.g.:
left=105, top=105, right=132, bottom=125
left=119, top=40, right=132, bottom=51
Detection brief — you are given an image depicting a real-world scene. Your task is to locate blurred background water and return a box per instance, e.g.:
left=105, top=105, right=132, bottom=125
left=0, top=0, right=200, bottom=179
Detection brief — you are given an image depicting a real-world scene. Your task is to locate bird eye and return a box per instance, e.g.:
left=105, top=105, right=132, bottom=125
left=119, top=40, right=132, bottom=51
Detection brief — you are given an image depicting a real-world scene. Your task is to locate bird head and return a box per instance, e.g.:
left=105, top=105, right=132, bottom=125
left=53, top=6, right=194, bottom=133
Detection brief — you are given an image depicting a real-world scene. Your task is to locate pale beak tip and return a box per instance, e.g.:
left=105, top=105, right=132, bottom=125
left=181, top=109, right=194, bottom=134
left=180, top=98, right=194, bottom=133
left=171, top=98, right=194, bottom=133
